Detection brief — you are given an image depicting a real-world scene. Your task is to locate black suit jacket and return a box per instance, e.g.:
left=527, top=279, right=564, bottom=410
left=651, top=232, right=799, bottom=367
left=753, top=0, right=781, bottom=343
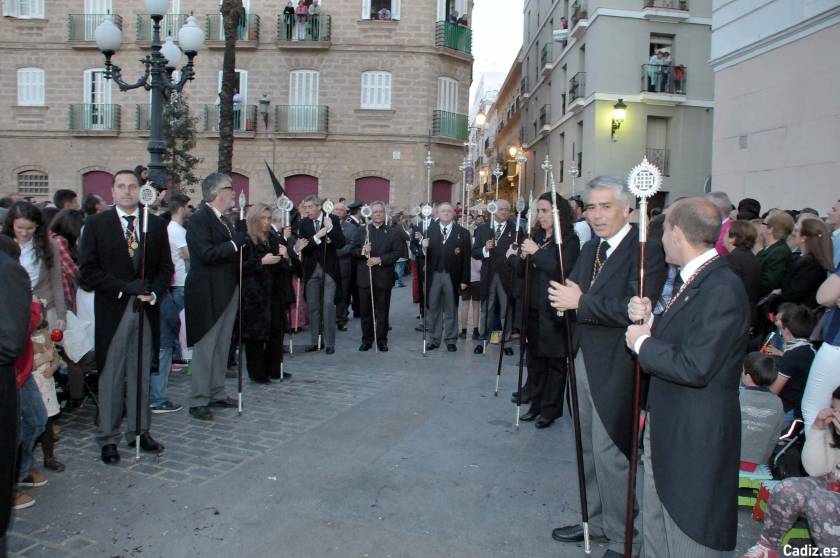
left=471, top=219, right=521, bottom=298
left=350, top=223, right=402, bottom=289
left=639, top=256, right=749, bottom=551
left=509, top=229, right=580, bottom=358
left=425, top=222, right=470, bottom=294
left=80, top=208, right=173, bottom=371
left=299, top=212, right=346, bottom=284
left=568, top=226, right=667, bottom=458
left=183, top=203, right=244, bottom=347
left=726, top=247, right=761, bottom=324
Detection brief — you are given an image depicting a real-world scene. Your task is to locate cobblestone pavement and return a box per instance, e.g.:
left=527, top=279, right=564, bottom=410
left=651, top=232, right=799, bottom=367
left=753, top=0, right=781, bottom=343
left=7, top=286, right=761, bottom=557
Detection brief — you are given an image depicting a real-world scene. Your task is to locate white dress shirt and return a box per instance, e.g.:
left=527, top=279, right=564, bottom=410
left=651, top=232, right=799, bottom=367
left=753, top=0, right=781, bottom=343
left=482, top=220, right=507, bottom=258
left=209, top=204, right=238, bottom=252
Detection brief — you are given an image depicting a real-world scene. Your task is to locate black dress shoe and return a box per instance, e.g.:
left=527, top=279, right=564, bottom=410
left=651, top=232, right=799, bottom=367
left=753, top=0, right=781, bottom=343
left=189, top=406, right=213, bottom=421
left=210, top=397, right=237, bottom=408
left=535, top=417, right=554, bottom=429
left=552, top=524, right=585, bottom=543
left=503, top=347, right=514, bottom=356
left=511, top=394, right=532, bottom=405
left=414, top=325, right=427, bottom=332
left=337, top=325, right=348, bottom=332
left=251, top=377, right=271, bottom=384
left=459, top=329, right=467, bottom=339
left=359, top=343, right=372, bottom=351
left=101, top=444, right=120, bottom=465
left=270, top=371, right=292, bottom=380
left=473, top=345, right=484, bottom=354
left=519, top=410, right=539, bottom=421
left=325, top=347, right=335, bottom=354
left=426, top=343, right=439, bottom=350
left=377, top=344, right=389, bottom=352
left=129, top=432, right=165, bottom=453
left=446, top=344, right=457, bottom=352
left=305, top=345, right=320, bottom=352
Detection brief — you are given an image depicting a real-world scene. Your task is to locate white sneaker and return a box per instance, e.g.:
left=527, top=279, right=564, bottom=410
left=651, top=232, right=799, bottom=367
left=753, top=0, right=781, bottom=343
left=742, top=542, right=779, bottom=558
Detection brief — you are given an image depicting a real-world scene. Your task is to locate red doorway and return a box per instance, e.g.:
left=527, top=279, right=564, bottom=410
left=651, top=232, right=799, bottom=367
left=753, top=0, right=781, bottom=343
left=231, top=172, right=250, bottom=205
left=284, top=174, right=319, bottom=206
left=82, top=171, right=114, bottom=204
left=432, top=180, right=453, bottom=204
left=354, top=176, right=390, bottom=204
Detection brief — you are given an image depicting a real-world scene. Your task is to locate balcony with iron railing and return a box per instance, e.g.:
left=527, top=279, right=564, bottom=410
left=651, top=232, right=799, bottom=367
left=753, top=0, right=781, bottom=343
left=435, top=21, right=472, bottom=56
left=641, top=64, right=687, bottom=97
left=432, top=110, right=468, bottom=141
left=643, top=0, right=689, bottom=19
left=274, top=105, right=329, bottom=135
left=203, top=104, right=258, bottom=133
left=69, top=104, right=121, bottom=132
left=135, top=104, right=151, bottom=131
left=521, top=75, right=530, bottom=99
left=570, top=1, right=588, bottom=37
left=136, top=14, right=188, bottom=43
left=68, top=14, right=122, bottom=44
left=205, top=13, right=260, bottom=46
left=538, top=104, right=551, bottom=130
left=568, top=72, right=586, bottom=108
left=277, top=13, right=330, bottom=45
left=646, top=148, right=670, bottom=175
left=540, top=43, right=553, bottom=75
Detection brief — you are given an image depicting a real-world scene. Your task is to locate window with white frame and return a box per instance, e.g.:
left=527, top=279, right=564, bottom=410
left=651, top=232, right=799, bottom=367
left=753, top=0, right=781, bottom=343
left=360, top=71, right=391, bottom=110
left=362, top=0, right=400, bottom=20
left=17, top=68, right=45, bottom=106
left=3, top=0, right=44, bottom=18
left=17, top=171, right=49, bottom=196
left=437, top=76, right=459, bottom=113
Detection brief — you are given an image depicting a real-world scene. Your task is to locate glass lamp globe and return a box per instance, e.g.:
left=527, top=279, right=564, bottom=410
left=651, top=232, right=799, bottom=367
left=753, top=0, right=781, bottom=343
left=94, top=15, right=123, bottom=53
left=178, top=15, right=204, bottom=53
left=144, top=0, right=169, bottom=16
left=161, top=36, right=183, bottom=68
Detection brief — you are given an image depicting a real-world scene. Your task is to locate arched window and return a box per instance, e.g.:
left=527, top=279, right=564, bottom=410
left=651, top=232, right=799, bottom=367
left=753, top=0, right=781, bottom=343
left=360, top=71, right=392, bottom=110
left=17, top=68, right=45, bottom=106
left=17, top=170, right=49, bottom=196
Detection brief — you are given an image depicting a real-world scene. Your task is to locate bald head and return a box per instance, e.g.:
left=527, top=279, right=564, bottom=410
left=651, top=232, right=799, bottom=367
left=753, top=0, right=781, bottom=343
left=493, top=199, right=511, bottom=223
left=666, top=198, right=721, bottom=248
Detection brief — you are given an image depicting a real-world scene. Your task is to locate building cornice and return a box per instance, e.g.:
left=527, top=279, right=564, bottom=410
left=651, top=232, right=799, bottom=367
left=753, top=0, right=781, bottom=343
left=709, top=5, right=840, bottom=71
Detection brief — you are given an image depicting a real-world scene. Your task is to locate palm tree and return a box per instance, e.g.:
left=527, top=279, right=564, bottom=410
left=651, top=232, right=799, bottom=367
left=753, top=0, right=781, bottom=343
left=217, top=0, right=245, bottom=174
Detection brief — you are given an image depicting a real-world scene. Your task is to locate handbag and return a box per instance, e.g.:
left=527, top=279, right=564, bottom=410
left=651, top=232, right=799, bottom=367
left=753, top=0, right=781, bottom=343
left=61, top=310, right=94, bottom=363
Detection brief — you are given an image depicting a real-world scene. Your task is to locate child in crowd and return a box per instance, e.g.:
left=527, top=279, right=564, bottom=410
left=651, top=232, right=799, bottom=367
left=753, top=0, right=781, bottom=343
left=31, top=313, right=65, bottom=472
left=767, top=304, right=817, bottom=429
left=739, top=352, right=785, bottom=469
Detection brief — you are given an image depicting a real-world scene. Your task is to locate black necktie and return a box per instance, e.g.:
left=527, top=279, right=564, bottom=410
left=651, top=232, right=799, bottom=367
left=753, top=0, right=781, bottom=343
left=672, top=273, right=684, bottom=294
left=123, top=215, right=141, bottom=272
left=123, top=215, right=135, bottom=239
left=442, top=226, right=449, bottom=243
left=495, top=224, right=503, bottom=241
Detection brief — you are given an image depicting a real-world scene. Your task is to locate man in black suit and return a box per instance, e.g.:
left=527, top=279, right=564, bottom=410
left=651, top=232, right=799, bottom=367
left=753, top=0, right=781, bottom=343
left=472, top=199, right=520, bottom=354
left=80, top=170, right=172, bottom=463
left=336, top=201, right=362, bottom=330
left=410, top=204, right=436, bottom=329
left=0, top=239, right=31, bottom=556
left=184, top=173, right=246, bottom=421
left=548, top=176, right=666, bottom=557
left=352, top=201, right=403, bottom=352
left=423, top=202, right=470, bottom=351
left=626, top=198, right=747, bottom=556
left=298, top=195, right=345, bottom=354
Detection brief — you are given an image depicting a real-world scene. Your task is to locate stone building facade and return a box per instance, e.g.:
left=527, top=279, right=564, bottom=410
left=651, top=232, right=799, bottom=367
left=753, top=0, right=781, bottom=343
left=0, top=0, right=474, bottom=209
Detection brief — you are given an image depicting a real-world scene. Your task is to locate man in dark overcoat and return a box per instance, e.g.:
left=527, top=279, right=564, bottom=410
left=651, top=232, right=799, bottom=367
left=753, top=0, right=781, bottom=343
left=80, top=170, right=172, bottom=463
left=184, top=173, right=246, bottom=421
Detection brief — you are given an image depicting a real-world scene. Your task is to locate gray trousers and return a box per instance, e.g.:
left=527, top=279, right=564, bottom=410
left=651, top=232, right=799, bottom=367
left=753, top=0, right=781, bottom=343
left=642, top=418, right=728, bottom=558
left=428, top=271, right=458, bottom=345
left=306, top=265, right=337, bottom=348
left=190, top=288, right=238, bottom=408
left=96, top=300, right=151, bottom=447
left=575, top=351, right=640, bottom=554
left=479, top=274, right=509, bottom=338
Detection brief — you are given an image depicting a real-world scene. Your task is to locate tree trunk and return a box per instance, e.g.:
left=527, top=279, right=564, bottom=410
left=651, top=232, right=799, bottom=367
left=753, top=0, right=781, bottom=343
left=218, top=0, right=245, bottom=174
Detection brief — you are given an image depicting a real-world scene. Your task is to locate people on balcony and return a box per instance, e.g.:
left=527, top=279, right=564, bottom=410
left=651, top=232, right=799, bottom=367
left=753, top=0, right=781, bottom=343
left=283, top=2, right=295, bottom=40
left=295, top=0, right=308, bottom=40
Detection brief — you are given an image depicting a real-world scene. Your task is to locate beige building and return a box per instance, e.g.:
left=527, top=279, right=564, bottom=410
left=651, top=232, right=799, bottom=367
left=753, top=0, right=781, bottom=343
left=710, top=0, right=840, bottom=213
left=498, top=0, right=714, bottom=208
left=0, top=0, right=475, bottom=209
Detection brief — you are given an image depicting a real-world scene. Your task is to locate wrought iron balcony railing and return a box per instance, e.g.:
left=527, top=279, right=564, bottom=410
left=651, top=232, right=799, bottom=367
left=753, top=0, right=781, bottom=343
left=641, top=64, right=687, bottom=94
left=68, top=13, right=122, bottom=42
left=136, top=14, right=187, bottom=42
left=274, top=105, right=329, bottom=134
left=69, top=103, right=121, bottom=130
left=204, top=13, right=260, bottom=42
left=435, top=20, right=472, bottom=55
left=203, top=104, right=258, bottom=132
left=432, top=109, right=468, bottom=141
left=569, top=72, right=586, bottom=102
left=646, top=148, right=670, bottom=175
left=277, top=13, right=330, bottom=42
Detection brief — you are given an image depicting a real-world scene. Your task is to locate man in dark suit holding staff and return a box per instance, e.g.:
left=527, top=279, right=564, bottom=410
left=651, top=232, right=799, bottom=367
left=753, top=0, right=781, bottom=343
left=548, top=176, right=666, bottom=557
left=184, top=173, right=246, bottom=421
left=80, top=170, right=172, bottom=462
left=626, top=197, right=748, bottom=557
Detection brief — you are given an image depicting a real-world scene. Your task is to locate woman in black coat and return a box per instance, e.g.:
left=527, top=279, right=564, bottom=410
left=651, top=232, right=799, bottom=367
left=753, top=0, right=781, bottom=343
left=724, top=220, right=762, bottom=327
left=242, top=203, right=296, bottom=383
left=506, top=192, right=580, bottom=429
left=775, top=218, right=834, bottom=309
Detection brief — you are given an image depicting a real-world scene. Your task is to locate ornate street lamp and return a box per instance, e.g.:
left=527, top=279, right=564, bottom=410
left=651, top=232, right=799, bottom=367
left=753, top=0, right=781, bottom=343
left=95, top=0, right=204, bottom=190
left=611, top=98, right=627, bottom=141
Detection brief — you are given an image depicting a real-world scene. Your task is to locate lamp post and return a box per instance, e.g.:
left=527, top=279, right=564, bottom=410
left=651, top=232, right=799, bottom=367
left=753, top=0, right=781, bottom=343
left=611, top=98, right=627, bottom=141
left=94, top=0, right=204, bottom=190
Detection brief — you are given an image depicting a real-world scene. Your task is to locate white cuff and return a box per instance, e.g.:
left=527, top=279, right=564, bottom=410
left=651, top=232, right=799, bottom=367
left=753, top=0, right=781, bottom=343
left=313, top=235, right=322, bottom=245
left=633, top=334, right=650, bottom=355
left=482, top=247, right=490, bottom=258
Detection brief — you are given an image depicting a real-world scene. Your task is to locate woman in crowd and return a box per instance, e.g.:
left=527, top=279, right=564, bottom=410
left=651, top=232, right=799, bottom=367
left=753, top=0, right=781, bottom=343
left=506, top=192, right=579, bottom=429
left=774, top=218, right=834, bottom=308
left=2, top=202, right=67, bottom=332
left=757, top=211, right=794, bottom=297
left=49, top=208, right=85, bottom=312
left=742, top=385, right=840, bottom=558
left=242, top=203, right=295, bottom=383
left=725, top=220, right=762, bottom=327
